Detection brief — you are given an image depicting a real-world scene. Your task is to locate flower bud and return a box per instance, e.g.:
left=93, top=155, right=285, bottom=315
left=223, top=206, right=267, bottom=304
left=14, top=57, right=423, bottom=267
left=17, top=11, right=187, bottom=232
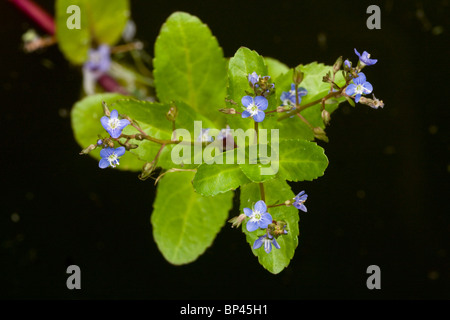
left=102, top=101, right=111, bottom=117
left=321, top=109, right=331, bottom=125
left=219, top=108, right=236, bottom=114
left=333, top=56, right=343, bottom=74
left=313, top=127, right=329, bottom=143
left=166, top=105, right=178, bottom=121
left=79, top=144, right=97, bottom=155
left=228, top=213, right=247, bottom=228
left=293, top=67, right=304, bottom=85
left=138, top=161, right=157, bottom=181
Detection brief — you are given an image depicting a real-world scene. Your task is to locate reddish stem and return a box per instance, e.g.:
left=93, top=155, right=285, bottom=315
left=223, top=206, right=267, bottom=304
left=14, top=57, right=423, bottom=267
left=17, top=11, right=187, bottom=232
left=9, top=0, right=55, bottom=35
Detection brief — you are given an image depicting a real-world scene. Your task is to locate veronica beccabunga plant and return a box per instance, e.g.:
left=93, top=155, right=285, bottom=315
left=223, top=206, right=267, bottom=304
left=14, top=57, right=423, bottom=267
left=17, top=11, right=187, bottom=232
left=17, top=0, right=384, bottom=274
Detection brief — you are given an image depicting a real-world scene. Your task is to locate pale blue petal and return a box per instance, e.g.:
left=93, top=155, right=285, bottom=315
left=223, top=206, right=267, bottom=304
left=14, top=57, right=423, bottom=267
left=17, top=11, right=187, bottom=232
left=254, top=200, right=267, bottom=213
left=100, top=116, right=110, bottom=130
left=354, top=72, right=366, bottom=85
left=298, top=87, right=308, bottom=96
left=355, top=94, right=362, bottom=103
left=345, top=84, right=356, bottom=96
left=246, top=220, right=259, bottom=232
left=362, top=82, right=373, bottom=94
left=272, top=238, right=281, bottom=249
left=244, top=207, right=253, bottom=217
left=253, top=236, right=264, bottom=249
left=264, top=239, right=272, bottom=253
left=252, top=110, right=265, bottom=122
left=100, top=148, right=113, bottom=158
left=241, top=96, right=253, bottom=107
left=115, top=146, right=126, bottom=157
left=259, top=213, right=273, bottom=229
left=110, top=109, right=119, bottom=119
left=254, top=96, right=268, bottom=110
left=99, top=158, right=110, bottom=169
left=241, top=110, right=251, bottom=118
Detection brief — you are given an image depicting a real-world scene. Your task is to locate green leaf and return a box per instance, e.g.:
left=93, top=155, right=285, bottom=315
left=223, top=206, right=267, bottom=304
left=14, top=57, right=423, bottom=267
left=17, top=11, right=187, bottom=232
left=153, top=12, right=227, bottom=125
left=237, top=138, right=328, bottom=183
left=295, top=62, right=346, bottom=128
left=240, top=179, right=299, bottom=274
left=71, top=93, right=145, bottom=171
left=264, top=57, right=290, bottom=79
left=55, top=0, right=130, bottom=64
left=193, top=150, right=251, bottom=197
left=276, top=139, right=329, bottom=182
left=226, top=47, right=268, bottom=130
left=238, top=143, right=278, bottom=183
left=151, top=171, right=233, bottom=265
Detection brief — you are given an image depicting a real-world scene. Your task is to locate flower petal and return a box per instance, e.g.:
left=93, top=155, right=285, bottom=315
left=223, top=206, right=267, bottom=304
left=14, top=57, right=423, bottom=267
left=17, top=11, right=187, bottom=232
left=109, top=128, right=121, bottom=139
left=100, top=147, right=112, bottom=158
left=115, top=146, right=126, bottom=157
left=298, top=87, right=308, bottom=96
left=246, top=220, right=259, bottom=232
left=99, top=158, right=110, bottom=169
left=254, top=200, right=267, bottom=213
left=254, top=96, right=268, bottom=110
left=259, top=213, right=273, bottom=229
left=253, top=236, right=265, bottom=249
left=244, top=207, right=253, bottom=217
left=241, top=110, right=251, bottom=118
left=355, top=94, right=362, bottom=103
left=280, top=91, right=290, bottom=102
left=100, top=116, right=110, bottom=131
left=110, top=109, right=119, bottom=119
left=264, top=239, right=272, bottom=253
left=345, top=84, right=356, bottom=96
left=272, top=238, right=281, bottom=250
left=241, top=95, right=253, bottom=107
left=252, top=110, right=265, bottom=123
left=118, top=119, right=130, bottom=130
left=354, top=72, right=366, bottom=85
left=362, top=82, right=373, bottom=94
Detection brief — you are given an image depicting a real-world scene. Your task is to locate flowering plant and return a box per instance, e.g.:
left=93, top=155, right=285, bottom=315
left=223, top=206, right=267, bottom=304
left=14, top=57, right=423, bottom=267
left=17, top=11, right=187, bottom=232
left=15, top=0, right=384, bottom=274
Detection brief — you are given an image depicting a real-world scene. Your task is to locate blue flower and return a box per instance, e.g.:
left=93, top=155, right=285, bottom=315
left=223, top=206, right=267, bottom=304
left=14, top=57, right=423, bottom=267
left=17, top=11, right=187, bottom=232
left=280, top=83, right=308, bottom=106
left=241, top=96, right=268, bottom=123
left=197, top=128, right=214, bottom=142
left=253, top=233, right=280, bottom=253
left=248, top=72, right=260, bottom=87
left=345, top=72, right=373, bottom=103
left=84, top=44, right=111, bottom=74
left=99, top=147, right=126, bottom=169
left=100, top=109, right=130, bottom=138
left=344, top=59, right=352, bottom=69
left=354, top=48, right=377, bottom=67
left=293, top=191, right=308, bottom=212
left=244, top=200, right=272, bottom=232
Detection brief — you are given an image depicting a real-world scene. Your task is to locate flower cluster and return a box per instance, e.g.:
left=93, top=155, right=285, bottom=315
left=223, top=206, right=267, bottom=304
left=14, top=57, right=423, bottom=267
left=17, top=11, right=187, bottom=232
left=239, top=72, right=275, bottom=123
left=229, top=190, right=308, bottom=254
left=280, top=83, right=308, bottom=107
left=344, top=49, right=383, bottom=109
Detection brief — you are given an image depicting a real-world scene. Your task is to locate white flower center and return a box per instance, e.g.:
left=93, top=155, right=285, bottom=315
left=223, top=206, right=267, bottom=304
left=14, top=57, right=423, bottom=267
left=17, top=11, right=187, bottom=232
left=251, top=210, right=262, bottom=221
left=107, top=153, right=119, bottom=167
left=355, top=84, right=364, bottom=94
left=108, top=117, right=120, bottom=129
left=246, top=102, right=259, bottom=116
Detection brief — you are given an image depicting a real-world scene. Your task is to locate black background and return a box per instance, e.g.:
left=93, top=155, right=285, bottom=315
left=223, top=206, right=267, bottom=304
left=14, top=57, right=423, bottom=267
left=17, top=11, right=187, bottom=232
left=1, top=0, right=449, bottom=300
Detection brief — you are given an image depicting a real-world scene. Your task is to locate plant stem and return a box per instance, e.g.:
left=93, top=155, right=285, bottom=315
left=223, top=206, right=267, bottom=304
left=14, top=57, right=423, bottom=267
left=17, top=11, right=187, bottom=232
left=259, top=183, right=265, bottom=202
left=10, top=0, right=55, bottom=35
